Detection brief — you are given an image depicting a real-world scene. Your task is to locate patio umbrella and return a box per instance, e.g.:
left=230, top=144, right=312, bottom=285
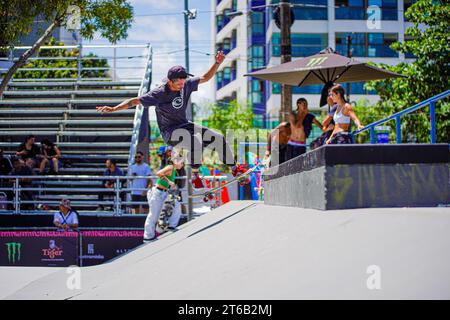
left=245, top=48, right=404, bottom=107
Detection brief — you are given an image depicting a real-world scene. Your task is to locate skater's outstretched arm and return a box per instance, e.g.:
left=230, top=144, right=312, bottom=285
left=96, top=97, right=141, bottom=113
left=199, top=51, right=225, bottom=84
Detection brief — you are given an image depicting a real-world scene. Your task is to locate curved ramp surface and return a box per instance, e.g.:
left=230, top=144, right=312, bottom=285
left=1, top=201, right=450, bottom=299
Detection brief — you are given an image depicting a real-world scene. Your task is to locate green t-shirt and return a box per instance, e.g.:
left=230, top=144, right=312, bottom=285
left=156, top=165, right=176, bottom=189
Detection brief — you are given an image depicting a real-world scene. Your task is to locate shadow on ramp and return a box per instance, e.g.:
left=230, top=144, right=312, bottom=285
left=187, top=203, right=257, bottom=239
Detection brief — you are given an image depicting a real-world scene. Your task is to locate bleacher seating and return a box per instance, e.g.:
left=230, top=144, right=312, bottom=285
left=0, top=79, right=140, bottom=212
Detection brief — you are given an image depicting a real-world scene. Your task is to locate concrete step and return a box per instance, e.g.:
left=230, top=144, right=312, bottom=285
left=8, top=80, right=141, bottom=88
left=0, top=119, right=134, bottom=126
left=0, top=130, right=133, bottom=136
left=0, top=142, right=131, bottom=148
left=60, top=167, right=128, bottom=174
left=63, top=153, right=129, bottom=157
left=3, top=89, right=138, bottom=97
left=0, top=98, right=128, bottom=107
left=0, top=109, right=135, bottom=115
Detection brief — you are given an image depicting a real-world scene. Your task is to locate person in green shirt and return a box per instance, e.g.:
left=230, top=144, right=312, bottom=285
left=143, top=154, right=184, bottom=242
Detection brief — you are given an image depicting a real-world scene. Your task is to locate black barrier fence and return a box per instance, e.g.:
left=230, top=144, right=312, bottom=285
left=0, top=228, right=144, bottom=267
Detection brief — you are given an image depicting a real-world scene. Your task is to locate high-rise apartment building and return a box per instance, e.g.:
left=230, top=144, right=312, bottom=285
left=212, top=0, right=416, bottom=122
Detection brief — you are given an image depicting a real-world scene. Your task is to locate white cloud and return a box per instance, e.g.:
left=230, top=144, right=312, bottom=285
left=83, top=0, right=214, bottom=102
left=130, top=16, right=185, bottom=42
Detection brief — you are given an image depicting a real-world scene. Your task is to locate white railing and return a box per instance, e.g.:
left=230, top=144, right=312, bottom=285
left=1, top=44, right=150, bottom=82
left=0, top=174, right=227, bottom=216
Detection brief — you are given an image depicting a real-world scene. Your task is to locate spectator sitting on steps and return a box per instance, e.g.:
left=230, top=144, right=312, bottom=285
left=39, top=139, right=61, bottom=175
left=16, top=135, right=41, bottom=168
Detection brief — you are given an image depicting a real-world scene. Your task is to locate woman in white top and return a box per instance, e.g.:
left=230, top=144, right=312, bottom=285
left=325, top=84, right=364, bottom=144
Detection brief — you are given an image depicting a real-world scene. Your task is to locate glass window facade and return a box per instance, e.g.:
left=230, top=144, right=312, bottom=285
left=336, top=32, right=398, bottom=57
left=250, top=80, right=265, bottom=104
left=271, top=0, right=328, bottom=20
left=249, top=45, right=265, bottom=71
left=232, top=0, right=237, bottom=11
left=217, top=29, right=237, bottom=54
left=272, top=82, right=376, bottom=96
left=216, top=61, right=238, bottom=90
left=271, top=33, right=328, bottom=57
left=335, top=0, right=398, bottom=20
left=231, top=29, right=237, bottom=49
left=252, top=12, right=265, bottom=36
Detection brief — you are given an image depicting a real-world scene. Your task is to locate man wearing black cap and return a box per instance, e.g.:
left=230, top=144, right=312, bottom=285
left=97, top=51, right=247, bottom=188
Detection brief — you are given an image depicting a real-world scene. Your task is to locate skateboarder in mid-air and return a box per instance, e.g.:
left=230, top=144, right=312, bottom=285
left=96, top=51, right=248, bottom=188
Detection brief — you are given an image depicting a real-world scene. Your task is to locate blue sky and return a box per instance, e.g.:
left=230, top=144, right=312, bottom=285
left=86, top=0, right=214, bottom=104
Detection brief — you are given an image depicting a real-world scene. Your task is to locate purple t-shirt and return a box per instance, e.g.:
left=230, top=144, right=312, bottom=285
left=138, top=77, right=200, bottom=142
left=302, top=113, right=316, bottom=138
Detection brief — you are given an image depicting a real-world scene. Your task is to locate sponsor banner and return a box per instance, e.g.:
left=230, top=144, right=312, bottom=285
left=80, top=230, right=143, bottom=267
left=0, top=231, right=78, bottom=267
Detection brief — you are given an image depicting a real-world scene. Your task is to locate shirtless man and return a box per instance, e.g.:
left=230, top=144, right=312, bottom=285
left=286, top=98, right=322, bottom=161
left=266, top=98, right=323, bottom=165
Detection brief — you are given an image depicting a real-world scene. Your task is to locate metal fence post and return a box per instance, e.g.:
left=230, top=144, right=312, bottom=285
left=14, top=178, right=19, bottom=214
left=115, top=177, right=121, bottom=216
left=430, top=101, right=436, bottom=143
left=77, top=43, right=82, bottom=81
left=370, top=127, right=375, bottom=144
left=395, top=116, right=402, bottom=144
left=78, top=230, right=83, bottom=267
left=218, top=177, right=223, bottom=206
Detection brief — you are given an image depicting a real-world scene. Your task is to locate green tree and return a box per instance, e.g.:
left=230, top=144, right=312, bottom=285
left=14, top=37, right=110, bottom=80
left=359, top=0, right=450, bottom=143
left=0, top=0, right=133, bottom=95
left=207, top=100, right=255, bottom=134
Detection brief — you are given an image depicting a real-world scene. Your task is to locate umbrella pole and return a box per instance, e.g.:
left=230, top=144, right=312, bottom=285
left=280, top=0, right=292, bottom=121
left=346, top=34, right=352, bottom=102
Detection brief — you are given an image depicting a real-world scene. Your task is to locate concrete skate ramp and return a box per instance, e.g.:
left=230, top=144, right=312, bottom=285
left=1, top=201, right=450, bottom=299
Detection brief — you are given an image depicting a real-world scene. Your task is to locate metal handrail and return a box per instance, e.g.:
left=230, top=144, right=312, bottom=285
left=0, top=174, right=228, bottom=215
left=2, top=44, right=150, bottom=82
left=11, top=45, right=150, bottom=49
left=352, top=89, right=450, bottom=144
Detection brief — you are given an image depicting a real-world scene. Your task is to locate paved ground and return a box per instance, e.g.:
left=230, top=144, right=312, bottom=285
left=1, top=201, right=450, bottom=299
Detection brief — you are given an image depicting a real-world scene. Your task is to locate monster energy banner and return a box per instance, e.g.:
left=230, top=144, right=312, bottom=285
left=79, top=230, right=144, bottom=267
left=0, top=230, right=144, bottom=267
left=0, top=231, right=78, bottom=267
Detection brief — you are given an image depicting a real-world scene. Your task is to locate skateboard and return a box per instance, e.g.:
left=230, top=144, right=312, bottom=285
left=189, top=157, right=270, bottom=203
left=155, top=189, right=181, bottom=234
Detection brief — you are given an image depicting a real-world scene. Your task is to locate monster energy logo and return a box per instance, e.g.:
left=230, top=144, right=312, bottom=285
left=306, top=57, right=328, bottom=67
left=5, top=242, right=21, bottom=264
